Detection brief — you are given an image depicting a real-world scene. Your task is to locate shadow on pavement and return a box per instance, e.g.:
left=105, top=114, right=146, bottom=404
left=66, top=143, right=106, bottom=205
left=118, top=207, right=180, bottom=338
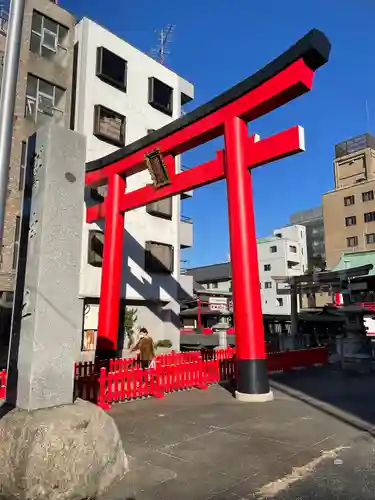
left=270, top=365, right=375, bottom=434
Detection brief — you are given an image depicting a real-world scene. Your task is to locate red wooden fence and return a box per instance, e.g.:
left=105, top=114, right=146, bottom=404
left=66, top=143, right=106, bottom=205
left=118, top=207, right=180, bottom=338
left=0, top=348, right=328, bottom=406
left=74, top=347, right=328, bottom=409
left=0, top=369, right=6, bottom=399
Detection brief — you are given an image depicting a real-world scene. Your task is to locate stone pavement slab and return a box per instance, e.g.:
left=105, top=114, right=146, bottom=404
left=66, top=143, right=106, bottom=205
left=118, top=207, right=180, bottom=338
left=101, top=367, right=375, bottom=499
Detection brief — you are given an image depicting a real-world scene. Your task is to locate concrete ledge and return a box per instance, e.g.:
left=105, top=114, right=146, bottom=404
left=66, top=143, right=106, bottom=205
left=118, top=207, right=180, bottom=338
left=235, top=390, right=274, bottom=403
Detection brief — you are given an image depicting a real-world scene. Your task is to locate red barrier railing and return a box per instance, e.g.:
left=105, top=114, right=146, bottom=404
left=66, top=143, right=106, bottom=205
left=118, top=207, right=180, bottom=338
left=74, top=347, right=328, bottom=409
left=0, top=369, right=6, bottom=398
left=0, top=347, right=329, bottom=405
left=267, top=347, right=328, bottom=373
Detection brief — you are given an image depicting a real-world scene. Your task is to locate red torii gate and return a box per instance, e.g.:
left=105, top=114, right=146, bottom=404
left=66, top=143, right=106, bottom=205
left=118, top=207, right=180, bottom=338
left=85, top=29, right=331, bottom=401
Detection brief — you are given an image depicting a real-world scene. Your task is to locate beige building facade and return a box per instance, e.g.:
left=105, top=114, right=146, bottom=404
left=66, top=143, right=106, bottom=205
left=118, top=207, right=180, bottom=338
left=323, top=134, right=375, bottom=269
left=0, top=0, right=75, bottom=304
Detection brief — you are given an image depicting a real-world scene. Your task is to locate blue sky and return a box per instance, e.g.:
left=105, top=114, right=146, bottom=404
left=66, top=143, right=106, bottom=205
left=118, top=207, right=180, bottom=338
left=61, top=0, right=375, bottom=268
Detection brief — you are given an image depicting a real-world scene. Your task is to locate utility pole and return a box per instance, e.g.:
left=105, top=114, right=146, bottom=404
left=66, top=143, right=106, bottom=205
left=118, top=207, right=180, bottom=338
left=0, top=0, right=25, bottom=240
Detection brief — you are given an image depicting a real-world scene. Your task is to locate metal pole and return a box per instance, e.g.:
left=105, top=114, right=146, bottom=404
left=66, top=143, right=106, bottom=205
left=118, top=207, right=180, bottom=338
left=0, top=0, right=26, bottom=239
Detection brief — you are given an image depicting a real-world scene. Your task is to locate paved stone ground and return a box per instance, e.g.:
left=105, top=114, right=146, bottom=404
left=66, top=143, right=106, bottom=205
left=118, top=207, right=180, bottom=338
left=102, top=366, right=375, bottom=499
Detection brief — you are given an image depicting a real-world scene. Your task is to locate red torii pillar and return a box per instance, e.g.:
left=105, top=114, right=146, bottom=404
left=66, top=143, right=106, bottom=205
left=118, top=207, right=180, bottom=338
left=85, top=29, right=331, bottom=401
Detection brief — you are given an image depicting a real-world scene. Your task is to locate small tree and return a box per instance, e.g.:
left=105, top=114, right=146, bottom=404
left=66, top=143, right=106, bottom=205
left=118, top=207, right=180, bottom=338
left=124, top=308, right=137, bottom=349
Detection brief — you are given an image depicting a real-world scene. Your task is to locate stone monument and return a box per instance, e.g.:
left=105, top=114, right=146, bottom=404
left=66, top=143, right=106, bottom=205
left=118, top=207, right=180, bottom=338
left=0, top=124, right=127, bottom=500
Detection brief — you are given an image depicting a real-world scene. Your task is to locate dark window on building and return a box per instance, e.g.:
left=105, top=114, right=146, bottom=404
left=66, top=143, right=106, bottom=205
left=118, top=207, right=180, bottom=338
left=364, top=211, right=375, bottom=223
left=12, top=216, right=21, bottom=269
left=146, top=197, right=172, bottom=220
left=30, top=10, right=69, bottom=60
left=276, top=298, right=283, bottom=307
left=264, top=264, right=271, bottom=271
left=270, top=245, right=277, bottom=253
left=96, top=47, right=127, bottom=91
left=265, top=282, right=272, bottom=289
left=148, top=77, right=173, bottom=116
left=93, top=105, right=126, bottom=147
left=87, top=230, right=104, bottom=267
left=289, top=245, right=297, bottom=253
left=145, top=241, right=174, bottom=273
left=19, top=140, right=27, bottom=190
left=362, top=190, right=374, bottom=202
left=347, top=236, right=358, bottom=248
left=275, top=233, right=282, bottom=238
left=344, top=195, right=355, bottom=206
left=345, top=215, right=356, bottom=226
left=366, top=233, right=375, bottom=244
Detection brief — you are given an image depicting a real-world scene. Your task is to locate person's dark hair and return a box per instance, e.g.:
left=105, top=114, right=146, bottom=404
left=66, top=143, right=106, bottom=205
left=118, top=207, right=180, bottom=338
left=139, top=327, right=148, bottom=334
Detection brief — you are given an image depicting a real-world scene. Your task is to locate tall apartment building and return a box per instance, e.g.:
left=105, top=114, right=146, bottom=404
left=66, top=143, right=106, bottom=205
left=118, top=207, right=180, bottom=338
left=72, top=18, right=194, bottom=351
left=259, top=225, right=307, bottom=315
left=186, top=225, right=307, bottom=316
left=323, top=133, right=375, bottom=269
left=0, top=1, right=75, bottom=336
left=289, top=206, right=325, bottom=270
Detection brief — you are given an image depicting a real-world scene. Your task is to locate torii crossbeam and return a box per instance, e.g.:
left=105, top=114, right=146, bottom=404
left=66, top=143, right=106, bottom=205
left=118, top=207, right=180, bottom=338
left=85, top=29, right=331, bottom=402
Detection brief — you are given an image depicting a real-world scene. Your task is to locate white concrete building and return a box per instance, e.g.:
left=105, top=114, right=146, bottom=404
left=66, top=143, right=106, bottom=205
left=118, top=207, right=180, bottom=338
left=72, top=18, right=194, bottom=351
left=187, top=225, right=307, bottom=317
left=258, top=225, right=308, bottom=316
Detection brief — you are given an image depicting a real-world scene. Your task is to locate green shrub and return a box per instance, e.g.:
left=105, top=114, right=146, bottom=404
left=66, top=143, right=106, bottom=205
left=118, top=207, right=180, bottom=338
left=124, top=308, right=137, bottom=348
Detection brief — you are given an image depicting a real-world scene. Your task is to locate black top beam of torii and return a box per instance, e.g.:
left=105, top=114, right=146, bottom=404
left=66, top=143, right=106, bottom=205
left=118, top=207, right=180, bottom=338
left=85, top=29, right=331, bottom=177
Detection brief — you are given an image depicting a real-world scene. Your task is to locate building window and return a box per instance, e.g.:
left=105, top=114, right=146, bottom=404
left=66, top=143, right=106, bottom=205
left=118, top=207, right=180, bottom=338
left=25, top=74, right=64, bottom=124
left=289, top=245, right=297, bottom=253
left=347, top=236, right=358, bottom=248
left=148, top=77, right=173, bottom=116
left=30, top=10, right=68, bottom=61
left=345, top=215, right=357, bottom=226
left=93, top=105, right=126, bottom=147
left=82, top=330, right=95, bottom=351
left=87, top=230, right=104, bottom=267
left=365, top=233, right=375, bottom=244
left=146, top=197, right=172, bottom=220
left=265, top=282, right=272, bottom=289
left=362, top=190, right=374, bottom=202
left=364, top=211, right=375, bottom=223
left=96, top=47, right=127, bottom=91
left=145, top=241, right=174, bottom=274
left=275, top=233, right=282, bottom=238
left=276, top=298, right=283, bottom=307
left=211, top=282, right=218, bottom=289
left=270, top=245, right=277, bottom=253
left=344, top=195, right=355, bottom=206
left=12, top=216, right=21, bottom=270
left=19, top=140, right=27, bottom=190
left=264, top=264, right=271, bottom=271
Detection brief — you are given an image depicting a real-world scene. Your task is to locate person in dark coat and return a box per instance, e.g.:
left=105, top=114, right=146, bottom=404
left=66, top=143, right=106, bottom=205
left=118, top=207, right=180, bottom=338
left=131, top=327, right=155, bottom=369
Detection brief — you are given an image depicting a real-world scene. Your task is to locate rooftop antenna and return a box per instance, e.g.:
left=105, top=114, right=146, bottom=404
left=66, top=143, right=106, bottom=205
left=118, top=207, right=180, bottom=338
left=151, top=24, right=175, bottom=66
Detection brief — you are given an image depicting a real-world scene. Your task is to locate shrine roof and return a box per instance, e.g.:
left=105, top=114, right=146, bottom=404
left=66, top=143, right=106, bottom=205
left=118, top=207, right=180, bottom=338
left=333, top=251, right=375, bottom=277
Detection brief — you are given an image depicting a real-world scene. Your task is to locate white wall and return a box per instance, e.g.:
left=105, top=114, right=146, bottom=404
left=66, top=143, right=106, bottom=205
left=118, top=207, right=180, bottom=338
left=74, top=18, right=194, bottom=337
left=258, top=225, right=307, bottom=316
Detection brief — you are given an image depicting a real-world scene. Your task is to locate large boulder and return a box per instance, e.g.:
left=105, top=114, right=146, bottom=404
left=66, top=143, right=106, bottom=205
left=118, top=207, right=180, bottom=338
left=0, top=399, right=128, bottom=499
